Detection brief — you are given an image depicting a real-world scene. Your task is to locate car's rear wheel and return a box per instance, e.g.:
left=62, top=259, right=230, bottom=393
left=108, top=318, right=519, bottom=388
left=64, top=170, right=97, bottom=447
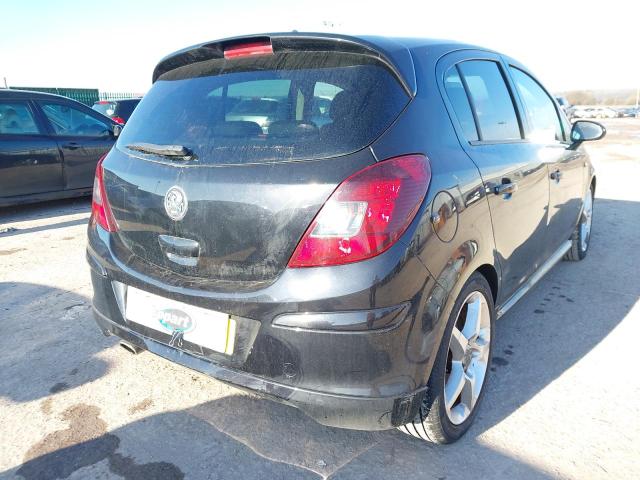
left=398, top=273, right=495, bottom=444
left=565, top=186, right=594, bottom=261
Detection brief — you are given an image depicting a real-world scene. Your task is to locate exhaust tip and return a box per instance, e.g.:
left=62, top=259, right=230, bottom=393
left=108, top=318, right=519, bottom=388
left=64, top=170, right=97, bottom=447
left=120, top=341, right=142, bottom=355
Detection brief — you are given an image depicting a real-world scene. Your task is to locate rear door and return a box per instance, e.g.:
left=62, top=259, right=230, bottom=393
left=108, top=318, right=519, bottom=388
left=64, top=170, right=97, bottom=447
left=0, top=99, right=63, bottom=198
left=438, top=52, right=551, bottom=302
left=507, top=65, right=586, bottom=256
left=36, top=100, right=114, bottom=190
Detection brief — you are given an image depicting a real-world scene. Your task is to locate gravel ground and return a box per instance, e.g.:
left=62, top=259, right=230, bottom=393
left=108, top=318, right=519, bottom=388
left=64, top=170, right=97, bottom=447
left=0, top=118, right=638, bottom=479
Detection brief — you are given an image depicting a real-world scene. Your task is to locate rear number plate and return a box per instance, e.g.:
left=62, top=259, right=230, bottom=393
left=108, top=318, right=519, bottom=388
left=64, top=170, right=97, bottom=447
left=125, top=286, right=235, bottom=354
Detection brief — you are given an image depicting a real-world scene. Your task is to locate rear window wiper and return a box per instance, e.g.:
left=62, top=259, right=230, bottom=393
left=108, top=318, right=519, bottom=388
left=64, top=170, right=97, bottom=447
left=126, top=143, right=193, bottom=158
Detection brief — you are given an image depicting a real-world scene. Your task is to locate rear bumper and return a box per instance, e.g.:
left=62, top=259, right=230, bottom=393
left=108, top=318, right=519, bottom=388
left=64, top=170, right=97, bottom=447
left=94, top=308, right=424, bottom=430
left=87, top=224, right=445, bottom=431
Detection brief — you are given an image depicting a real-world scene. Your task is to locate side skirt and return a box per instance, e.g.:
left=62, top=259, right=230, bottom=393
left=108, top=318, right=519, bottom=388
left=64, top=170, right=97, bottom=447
left=0, top=187, right=92, bottom=208
left=496, top=240, right=572, bottom=319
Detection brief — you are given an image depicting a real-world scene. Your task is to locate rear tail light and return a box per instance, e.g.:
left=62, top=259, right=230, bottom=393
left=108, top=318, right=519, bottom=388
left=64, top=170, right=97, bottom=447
left=90, top=154, right=119, bottom=232
left=111, top=116, right=125, bottom=125
left=288, top=154, right=431, bottom=268
left=223, top=41, right=273, bottom=59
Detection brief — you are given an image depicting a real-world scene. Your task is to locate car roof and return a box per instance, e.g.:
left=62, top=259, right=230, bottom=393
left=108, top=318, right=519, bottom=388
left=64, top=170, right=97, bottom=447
left=153, top=32, right=491, bottom=96
left=359, top=34, right=481, bottom=50
left=0, top=88, right=80, bottom=102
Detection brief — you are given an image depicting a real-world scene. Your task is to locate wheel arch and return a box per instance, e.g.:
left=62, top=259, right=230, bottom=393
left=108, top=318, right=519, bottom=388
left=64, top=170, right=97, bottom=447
left=438, top=262, right=499, bottom=321
left=476, top=263, right=499, bottom=304
left=417, top=245, right=500, bottom=380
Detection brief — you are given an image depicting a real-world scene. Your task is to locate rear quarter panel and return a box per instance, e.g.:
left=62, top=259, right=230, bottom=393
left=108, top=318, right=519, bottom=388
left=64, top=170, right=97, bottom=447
left=371, top=45, right=499, bottom=383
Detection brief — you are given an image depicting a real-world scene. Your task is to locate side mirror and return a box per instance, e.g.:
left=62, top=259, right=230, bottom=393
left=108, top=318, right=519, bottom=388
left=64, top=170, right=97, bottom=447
left=111, top=124, right=123, bottom=138
left=569, top=120, right=606, bottom=149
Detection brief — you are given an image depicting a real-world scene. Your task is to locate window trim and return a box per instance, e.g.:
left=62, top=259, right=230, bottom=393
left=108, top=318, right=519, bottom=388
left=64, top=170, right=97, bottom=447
left=469, top=138, right=531, bottom=146
left=0, top=100, right=46, bottom=137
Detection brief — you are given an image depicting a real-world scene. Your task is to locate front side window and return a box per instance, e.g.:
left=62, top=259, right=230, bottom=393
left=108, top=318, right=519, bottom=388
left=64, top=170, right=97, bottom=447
left=510, top=68, right=564, bottom=143
left=0, top=102, right=40, bottom=135
left=458, top=60, right=522, bottom=142
left=41, top=103, right=110, bottom=137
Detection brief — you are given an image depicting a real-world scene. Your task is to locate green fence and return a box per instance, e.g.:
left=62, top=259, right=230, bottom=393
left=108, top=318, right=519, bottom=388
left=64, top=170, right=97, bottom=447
left=10, top=87, right=143, bottom=106
left=99, top=92, right=143, bottom=101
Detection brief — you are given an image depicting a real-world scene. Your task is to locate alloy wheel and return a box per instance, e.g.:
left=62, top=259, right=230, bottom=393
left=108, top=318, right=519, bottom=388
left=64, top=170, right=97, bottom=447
left=444, top=291, right=491, bottom=425
left=580, top=190, right=593, bottom=252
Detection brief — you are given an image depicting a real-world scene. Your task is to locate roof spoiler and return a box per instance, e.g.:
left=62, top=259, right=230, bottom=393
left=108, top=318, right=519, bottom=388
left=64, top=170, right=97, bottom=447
left=151, top=33, right=416, bottom=96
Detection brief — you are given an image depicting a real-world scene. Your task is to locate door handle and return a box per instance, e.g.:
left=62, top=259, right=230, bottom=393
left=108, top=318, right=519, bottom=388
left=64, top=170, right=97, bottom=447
left=62, top=142, right=81, bottom=150
left=494, top=182, right=518, bottom=196
left=158, top=234, right=200, bottom=267
left=550, top=169, right=563, bottom=182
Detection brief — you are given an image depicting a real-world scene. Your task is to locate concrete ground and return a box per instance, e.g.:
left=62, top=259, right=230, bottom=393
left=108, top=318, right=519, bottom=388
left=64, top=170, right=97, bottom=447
left=0, top=119, right=638, bottom=479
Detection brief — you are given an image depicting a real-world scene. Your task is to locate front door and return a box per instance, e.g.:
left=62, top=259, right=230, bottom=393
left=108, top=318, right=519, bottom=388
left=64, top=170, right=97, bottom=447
left=506, top=66, right=587, bottom=256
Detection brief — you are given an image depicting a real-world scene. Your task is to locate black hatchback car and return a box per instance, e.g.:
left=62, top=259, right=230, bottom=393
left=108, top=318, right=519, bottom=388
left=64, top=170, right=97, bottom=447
left=0, top=89, right=119, bottom=207
left=87, top=33, right=604, bottom=443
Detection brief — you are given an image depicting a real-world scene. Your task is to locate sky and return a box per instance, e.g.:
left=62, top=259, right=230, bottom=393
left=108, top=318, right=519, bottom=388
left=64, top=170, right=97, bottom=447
left=0, top=0, right=637, bottom=94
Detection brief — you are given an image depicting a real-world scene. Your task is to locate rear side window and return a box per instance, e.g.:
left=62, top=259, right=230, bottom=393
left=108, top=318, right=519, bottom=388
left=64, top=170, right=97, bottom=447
left=117, top=51, right=410, bottom=164
left=0, top=102, right=40, bottom=135
left=444, top=67, right=478, bottom=141
left=509, top=68, right=563, bottom=142
left=458, top=60, right=521, bottom=142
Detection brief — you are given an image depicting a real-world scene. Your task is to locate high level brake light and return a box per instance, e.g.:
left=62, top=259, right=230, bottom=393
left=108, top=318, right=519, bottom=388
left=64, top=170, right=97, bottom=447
left=288, top=154, right=431, bottom=268
left=223, top=41, right=273, bottom=59
left=90, top=154, right=119, bottom=232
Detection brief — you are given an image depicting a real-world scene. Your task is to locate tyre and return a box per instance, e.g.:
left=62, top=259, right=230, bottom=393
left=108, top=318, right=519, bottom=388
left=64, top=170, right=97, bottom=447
left=398, top=272, right=495, bottom=444
left=564, top=186, right=594, bottom=261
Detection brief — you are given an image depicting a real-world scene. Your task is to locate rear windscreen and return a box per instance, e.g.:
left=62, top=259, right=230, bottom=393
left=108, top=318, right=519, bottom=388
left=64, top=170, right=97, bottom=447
left=117, top=51, right=410, bottom=164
